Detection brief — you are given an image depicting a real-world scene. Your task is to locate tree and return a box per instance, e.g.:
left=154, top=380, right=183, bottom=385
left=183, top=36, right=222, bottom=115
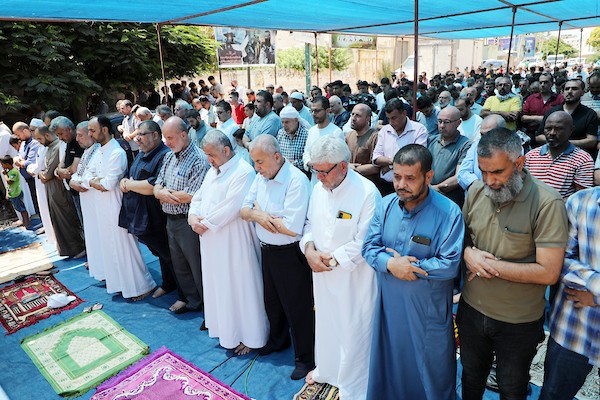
left=276, top=46, right=352, bottom=72
left=587, top=27, right=600, bottom=51
left=537, top=37, right=577, bottom=59
left=0, top=22, right=217, bottom=117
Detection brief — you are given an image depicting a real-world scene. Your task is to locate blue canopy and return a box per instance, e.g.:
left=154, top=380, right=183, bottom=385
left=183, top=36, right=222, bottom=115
left=2, top=0, right=599, bottom=39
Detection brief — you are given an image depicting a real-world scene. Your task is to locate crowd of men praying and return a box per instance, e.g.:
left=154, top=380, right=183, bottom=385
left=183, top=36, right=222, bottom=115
left=0, top=60, right=598, bottom=400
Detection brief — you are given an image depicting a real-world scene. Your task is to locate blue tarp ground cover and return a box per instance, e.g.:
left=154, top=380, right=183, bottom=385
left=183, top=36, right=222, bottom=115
left=1, top=1, right=600, bottom=39
left=0, top=234, right=543, bottom=399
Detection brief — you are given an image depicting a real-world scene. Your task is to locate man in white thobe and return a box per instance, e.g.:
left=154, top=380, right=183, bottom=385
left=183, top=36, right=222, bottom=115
left=300, top=135, right=380, bottom=399
left=188, top=130, right=268, bottom=355
left=82, top=116, right=156, bottom=299
left=69, top=121, right=102, bottom=278
left=27, top=120, right=57, bottom=244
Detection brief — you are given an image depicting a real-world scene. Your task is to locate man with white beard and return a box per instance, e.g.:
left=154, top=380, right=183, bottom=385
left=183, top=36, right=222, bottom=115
left=81, top=116, right=156, bottom=300
left=300, top=135, right=380, bottom=399
left=188, top=130, right=268, bottom=356
left=69, top=121, right=100, bottom=274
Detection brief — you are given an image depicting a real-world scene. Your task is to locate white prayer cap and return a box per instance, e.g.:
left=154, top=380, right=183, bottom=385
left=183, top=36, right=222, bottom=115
left=290, top=92, right=304, bottom=101
left=47, top=293, right=76, bottom=308
left=29, top=118, right=45, bottom=128
left=279, top=106, right=299, bottom=119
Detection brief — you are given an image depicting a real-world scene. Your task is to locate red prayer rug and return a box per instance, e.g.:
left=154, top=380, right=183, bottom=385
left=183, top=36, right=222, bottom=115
left=0, top=275, right=83, bottom=334
left=91, top=347, right=252, bottom=400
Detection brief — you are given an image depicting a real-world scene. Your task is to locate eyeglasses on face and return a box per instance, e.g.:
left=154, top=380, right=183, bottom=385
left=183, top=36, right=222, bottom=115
left=437, top=119, right=460, bottom=125
left=310, top=163, right=338, bottom=176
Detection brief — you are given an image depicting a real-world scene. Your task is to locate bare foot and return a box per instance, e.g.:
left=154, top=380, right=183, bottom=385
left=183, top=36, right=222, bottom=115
left=305, top=370, right=316, bottom=385
left=152, top=287, right=167, bottom=298
left=169, top=300, right=186, bottom=312
left=234, top=343, right=252, bottom=356
left=131, top=288, right=154, bottom=302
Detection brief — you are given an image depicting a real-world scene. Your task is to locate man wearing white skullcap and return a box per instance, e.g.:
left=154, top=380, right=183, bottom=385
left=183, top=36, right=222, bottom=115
left=277, top=106, right=310, bottom=171
left=289, top=92, right=315, bottom=126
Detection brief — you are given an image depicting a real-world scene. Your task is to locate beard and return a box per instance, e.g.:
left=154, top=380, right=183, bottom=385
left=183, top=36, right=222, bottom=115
left=483, top=169, right=524, bottom=204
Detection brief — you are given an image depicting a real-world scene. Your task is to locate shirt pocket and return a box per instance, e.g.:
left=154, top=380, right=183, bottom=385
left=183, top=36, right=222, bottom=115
left=498, top=229, right=534, bottom=260
left=407, top=240, right=432, bottom=260
left=332, top=218, right=356, bottom=244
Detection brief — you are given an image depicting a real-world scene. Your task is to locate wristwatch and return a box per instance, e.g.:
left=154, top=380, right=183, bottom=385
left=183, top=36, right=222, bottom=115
left=329, top=256, right=338, bottom=268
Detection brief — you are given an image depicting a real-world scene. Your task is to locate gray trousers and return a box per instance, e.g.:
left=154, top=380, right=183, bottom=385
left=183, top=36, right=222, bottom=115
left=166, top=215, right=203, bottom=310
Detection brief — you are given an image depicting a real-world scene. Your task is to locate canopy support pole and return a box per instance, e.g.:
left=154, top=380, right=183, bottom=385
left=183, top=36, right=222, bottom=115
left=506, top=6, right=517, bottom=75
left=579, top=28, right=583, bottom=60
left=555, top=21, right=563, bottom=69
left=413, top=0, right=419, bottom=119
left=156, top=24, right=169, bottom=110
left=314, top=33, right=319, bottom=88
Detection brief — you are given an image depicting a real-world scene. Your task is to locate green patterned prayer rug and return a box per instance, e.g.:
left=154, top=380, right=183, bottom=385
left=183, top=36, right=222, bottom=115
left=21, top=310, right=149, bottom=398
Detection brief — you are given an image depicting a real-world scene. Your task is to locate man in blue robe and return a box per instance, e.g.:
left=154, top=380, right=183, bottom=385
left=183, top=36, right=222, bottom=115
left=362, top=144, right=464, bottom=400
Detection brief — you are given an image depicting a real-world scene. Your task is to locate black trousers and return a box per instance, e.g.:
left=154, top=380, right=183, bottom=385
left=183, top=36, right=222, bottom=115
left=166, top=215, right=203, bottom=310
left=137, top=230, right=180, bottom=298
left=261, top=242, right=315, bottom=368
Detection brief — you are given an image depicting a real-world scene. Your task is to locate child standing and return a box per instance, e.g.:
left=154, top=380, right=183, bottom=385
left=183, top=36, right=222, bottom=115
left=1, top=156, right=30, bottom=228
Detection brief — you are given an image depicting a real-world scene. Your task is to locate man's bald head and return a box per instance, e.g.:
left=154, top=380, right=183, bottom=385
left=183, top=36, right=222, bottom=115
left=438, top=106, right=461, bottom=138
left=546, top=110, right=573, bottom=126
left=544, top=110, right=574, bottom=150
left=439, top=105, right=460, bottom=121
left=350, top=103, right=372, bottom=132
left=480, top=114, right=506, bottom=135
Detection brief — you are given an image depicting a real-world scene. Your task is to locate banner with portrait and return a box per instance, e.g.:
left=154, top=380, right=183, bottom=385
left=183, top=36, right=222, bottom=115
left=214, top=28, right=276, bottom=68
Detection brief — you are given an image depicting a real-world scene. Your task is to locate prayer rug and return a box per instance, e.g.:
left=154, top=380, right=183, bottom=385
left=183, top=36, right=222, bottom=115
left=0, top=242, right=54, bottom=284
left=293, top=382, right=339, bottom=400
left=21, top=310, right=149, bottom=398
left=0, top=275, right=83, bottom=334
left=529, top=334, right=599, bottom=400
left=91, top=346, right=251, bottom=400
left=0, top=226, right=37, bottom=254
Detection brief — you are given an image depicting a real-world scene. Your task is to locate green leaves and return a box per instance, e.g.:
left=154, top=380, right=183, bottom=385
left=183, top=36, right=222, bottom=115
left=276, top=45, right=352, bottom=72
left=0, top=22, right=217, bottom=113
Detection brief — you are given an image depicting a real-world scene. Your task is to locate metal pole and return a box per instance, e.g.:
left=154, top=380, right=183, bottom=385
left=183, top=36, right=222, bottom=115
left=506, top=6, right=517, bottom=75
left=329, top=48, right=333, bottom=83
left=555, top=21, right=563, bottom=69
left=314, top=33, right=319, bottom=88
left=579, top=28, right=583, bottom=60
left=413, top=0, right=419, bottom=119
left=247, top=66, right=251, bottom=91
left=156, top=24, right=170, bottom=109
left=305, top=43, right=311, bottom=96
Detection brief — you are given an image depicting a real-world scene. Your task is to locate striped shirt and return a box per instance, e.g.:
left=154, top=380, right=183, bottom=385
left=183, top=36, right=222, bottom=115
left=155, top=142, right=209, bottom=215
left=524, top=143, right=594, bottom=200
left=549, top=188, right=600, bottom=366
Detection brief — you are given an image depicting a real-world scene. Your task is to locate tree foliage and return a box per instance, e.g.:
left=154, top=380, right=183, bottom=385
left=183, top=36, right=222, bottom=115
left=537, top=37, right=577, bottom=59
left=0, top=22, right=217, bottom=113
left=587, top=27, right=600, bottom=50
left=276, top=46, right=352, bottom=72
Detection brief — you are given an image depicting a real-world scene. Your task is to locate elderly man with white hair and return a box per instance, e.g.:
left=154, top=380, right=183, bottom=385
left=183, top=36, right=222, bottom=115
left=276, top=106, right=309, bottom=171
left=241, top=134, right=314, bottom=381
left=189, top=130, right=268, bottom=355
left=329, top=95, right=350, bottom=129
left=300, top=135, right=380, bottom=398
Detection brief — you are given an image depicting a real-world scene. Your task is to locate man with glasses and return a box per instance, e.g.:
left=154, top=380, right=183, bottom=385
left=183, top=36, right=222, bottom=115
left=521, top=73, right=564, bottom=142
left=300, top=135, right=381, bottom=397
left=481, top=76, right=522, bottom=132
left=536, top=78, right=598, bottom=154
left=427, top=105, right=471, bottom=207
left=373, top=98, right=428, bottom=195
left=303, top=96, right=344, bottom=183
left=214, top=100, right=238, bottom=151
left=241, top=134, right=314, bottom=381
left=118, top=120, right=178, bottom=301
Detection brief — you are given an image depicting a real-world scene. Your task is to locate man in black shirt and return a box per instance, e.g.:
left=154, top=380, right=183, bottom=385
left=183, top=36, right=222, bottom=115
left=49, top=116, right=84, bottom=223
left=536, top=79, right=598, bottom=155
